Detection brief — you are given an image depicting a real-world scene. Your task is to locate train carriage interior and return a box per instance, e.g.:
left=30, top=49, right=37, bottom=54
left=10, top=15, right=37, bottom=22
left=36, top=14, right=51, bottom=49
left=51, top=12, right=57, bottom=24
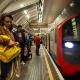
left=0, top=0, right=80, bottom=80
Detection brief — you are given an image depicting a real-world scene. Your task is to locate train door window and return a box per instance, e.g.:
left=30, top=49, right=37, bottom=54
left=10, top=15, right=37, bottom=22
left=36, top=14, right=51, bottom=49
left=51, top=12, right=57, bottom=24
left=75, top=15, right=80, bottom=40
left=55, top=28, right=57, bottom=43
left=49, top=29, right=57, bottom=58
left=50, top=31, right=54, bottom=52
left=46, top=34, right=49, bottom=51
left=62, top=15, right=80, bottom=64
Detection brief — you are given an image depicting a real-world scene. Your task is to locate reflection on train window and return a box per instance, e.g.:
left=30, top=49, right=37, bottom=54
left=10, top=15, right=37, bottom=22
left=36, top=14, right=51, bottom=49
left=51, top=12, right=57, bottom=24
left=62, top=15, right=80, bottom=41
left=62, top=20, right=73, bottom=39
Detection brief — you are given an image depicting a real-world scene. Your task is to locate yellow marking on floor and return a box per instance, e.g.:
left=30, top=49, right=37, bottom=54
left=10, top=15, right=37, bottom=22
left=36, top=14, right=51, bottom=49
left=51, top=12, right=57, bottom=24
left=43, top=49, right=54, bottom=80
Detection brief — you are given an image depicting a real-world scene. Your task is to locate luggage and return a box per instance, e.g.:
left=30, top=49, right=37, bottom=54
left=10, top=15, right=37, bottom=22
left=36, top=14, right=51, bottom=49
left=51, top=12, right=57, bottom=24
left=24, top=46, right=32, bottom=61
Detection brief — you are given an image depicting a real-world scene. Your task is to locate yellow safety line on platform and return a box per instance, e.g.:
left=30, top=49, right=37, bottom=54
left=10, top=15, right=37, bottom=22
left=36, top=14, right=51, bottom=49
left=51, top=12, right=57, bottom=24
left=43, top=49, right=54, bottom=80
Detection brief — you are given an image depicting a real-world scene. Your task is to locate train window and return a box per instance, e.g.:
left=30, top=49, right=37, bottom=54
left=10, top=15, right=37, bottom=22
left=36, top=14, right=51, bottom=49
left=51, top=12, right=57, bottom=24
left=62, top=15, right=80, bottom=41
left=62, top=20, right=73, bottom=39
left=49, top=30, right=57, bottom=57
left=55, top=28, right=57, bottom=43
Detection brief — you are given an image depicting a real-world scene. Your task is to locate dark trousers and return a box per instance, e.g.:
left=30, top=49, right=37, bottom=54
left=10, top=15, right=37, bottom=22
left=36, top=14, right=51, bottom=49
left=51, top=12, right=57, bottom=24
left=20, top=44, right=25, bottom=62
left=27, top=43, right=30, bottom=54
left=36, top=44, right=40, bottom=55
left=1, top=61, right=12, bottom=80
left=21, top=47, right=25, bottom=62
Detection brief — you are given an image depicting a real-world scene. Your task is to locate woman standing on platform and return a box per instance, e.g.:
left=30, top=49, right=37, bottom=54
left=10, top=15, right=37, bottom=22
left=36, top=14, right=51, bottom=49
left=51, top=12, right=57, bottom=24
left=0, top=14, right=19, bottom=80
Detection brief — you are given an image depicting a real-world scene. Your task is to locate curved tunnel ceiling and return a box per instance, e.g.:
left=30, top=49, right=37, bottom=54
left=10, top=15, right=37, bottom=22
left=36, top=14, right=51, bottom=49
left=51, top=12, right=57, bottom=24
left=0, top=0, right=39, bottom=26
left=43, top=0, right=71, bottom=24
left=3, top=0, right=39, bottom=14
left=0, top=0, right=40, bottom=33
left=0, top=0, right=80, bottom=34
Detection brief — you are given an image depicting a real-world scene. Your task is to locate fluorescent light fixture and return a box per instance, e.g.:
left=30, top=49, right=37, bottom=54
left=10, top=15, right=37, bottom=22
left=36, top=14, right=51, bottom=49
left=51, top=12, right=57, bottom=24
left=69, top=2, right=74, bottom=7
left=26, top=14, right=30, bottom=19
left=38, top=17, right=42, bottom=23
left=23, top=10, right=27, bottom=14
left=38, top=14, right=42, bottom=23
left=20, top=4, right=24, bottom=7
left=41, top=6, right=43, bottom=12
left=33, top=28, right=38, bottom=31
left=61, top=8, right=67, bottom=15
left=38, top=19, right=41, bottom=23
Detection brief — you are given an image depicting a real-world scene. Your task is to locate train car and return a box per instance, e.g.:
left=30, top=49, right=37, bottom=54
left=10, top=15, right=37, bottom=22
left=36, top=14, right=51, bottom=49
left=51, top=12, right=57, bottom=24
left=49, top=14, right=80, bottom=76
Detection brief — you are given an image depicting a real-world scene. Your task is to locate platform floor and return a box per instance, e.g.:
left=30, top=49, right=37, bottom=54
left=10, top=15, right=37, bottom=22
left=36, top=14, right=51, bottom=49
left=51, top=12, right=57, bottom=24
left=13, top=45, right=50, bottom=80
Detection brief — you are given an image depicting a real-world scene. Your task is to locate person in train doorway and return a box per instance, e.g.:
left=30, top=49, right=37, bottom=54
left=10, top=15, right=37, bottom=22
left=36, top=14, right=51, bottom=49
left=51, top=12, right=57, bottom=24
left=13, top=25, right=26, bottom=64
left=0, top=14, right=19, bottom=80
left=34, top=34, right=41, bottom=56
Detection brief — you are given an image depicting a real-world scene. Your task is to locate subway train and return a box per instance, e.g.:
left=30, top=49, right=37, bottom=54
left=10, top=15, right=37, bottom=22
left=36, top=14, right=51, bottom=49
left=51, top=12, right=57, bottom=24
left=43, top=14, right=80, bottom=76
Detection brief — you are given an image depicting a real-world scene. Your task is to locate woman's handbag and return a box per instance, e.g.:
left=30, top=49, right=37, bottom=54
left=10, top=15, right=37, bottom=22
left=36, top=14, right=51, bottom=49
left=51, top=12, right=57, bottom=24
left=0, top=44, right=21, bottom=63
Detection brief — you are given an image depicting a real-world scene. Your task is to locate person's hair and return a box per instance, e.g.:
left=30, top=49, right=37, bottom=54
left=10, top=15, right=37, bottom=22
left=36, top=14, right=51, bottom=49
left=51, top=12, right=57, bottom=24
left=0, top=14, right=13, bottom=21
left=17, top=25, right=22, bottom=29
left=37, top=34, right=39, bottom=36
left=0, top=13, right=13, bottom=26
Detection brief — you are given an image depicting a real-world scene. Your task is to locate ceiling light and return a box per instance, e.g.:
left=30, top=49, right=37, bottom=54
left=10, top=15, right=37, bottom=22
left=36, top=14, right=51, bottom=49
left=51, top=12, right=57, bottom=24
left=41, top=6, right=43, bottom=12
left=69, top=2, right=74, bottom=7
left=26, top=15, right=30, bottom=19
left=61, top=8, right=67, bottom=15
left=33, top=28, right=38, bottom=31
left=38, top=15, right=42, bottom=23
left=23, top=10, right=27, bottom=14
left=20, top=4, right=24, bottom=7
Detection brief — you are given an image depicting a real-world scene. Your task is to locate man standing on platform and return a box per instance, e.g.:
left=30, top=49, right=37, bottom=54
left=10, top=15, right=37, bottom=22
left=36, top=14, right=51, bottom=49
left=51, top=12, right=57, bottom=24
left=34, top=34, right=41, bottom=56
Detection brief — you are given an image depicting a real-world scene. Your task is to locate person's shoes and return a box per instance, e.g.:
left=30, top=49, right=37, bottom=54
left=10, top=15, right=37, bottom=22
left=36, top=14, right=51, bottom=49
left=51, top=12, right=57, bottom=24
left=38, top=54, right=40, bottom=56
left=21, top=61, right=25, bottom=65
left=36, top=54, right=40, bottom=56
left=29, top=50, right=31, bottom=52
left=16, top=74, right=20, bottom=78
